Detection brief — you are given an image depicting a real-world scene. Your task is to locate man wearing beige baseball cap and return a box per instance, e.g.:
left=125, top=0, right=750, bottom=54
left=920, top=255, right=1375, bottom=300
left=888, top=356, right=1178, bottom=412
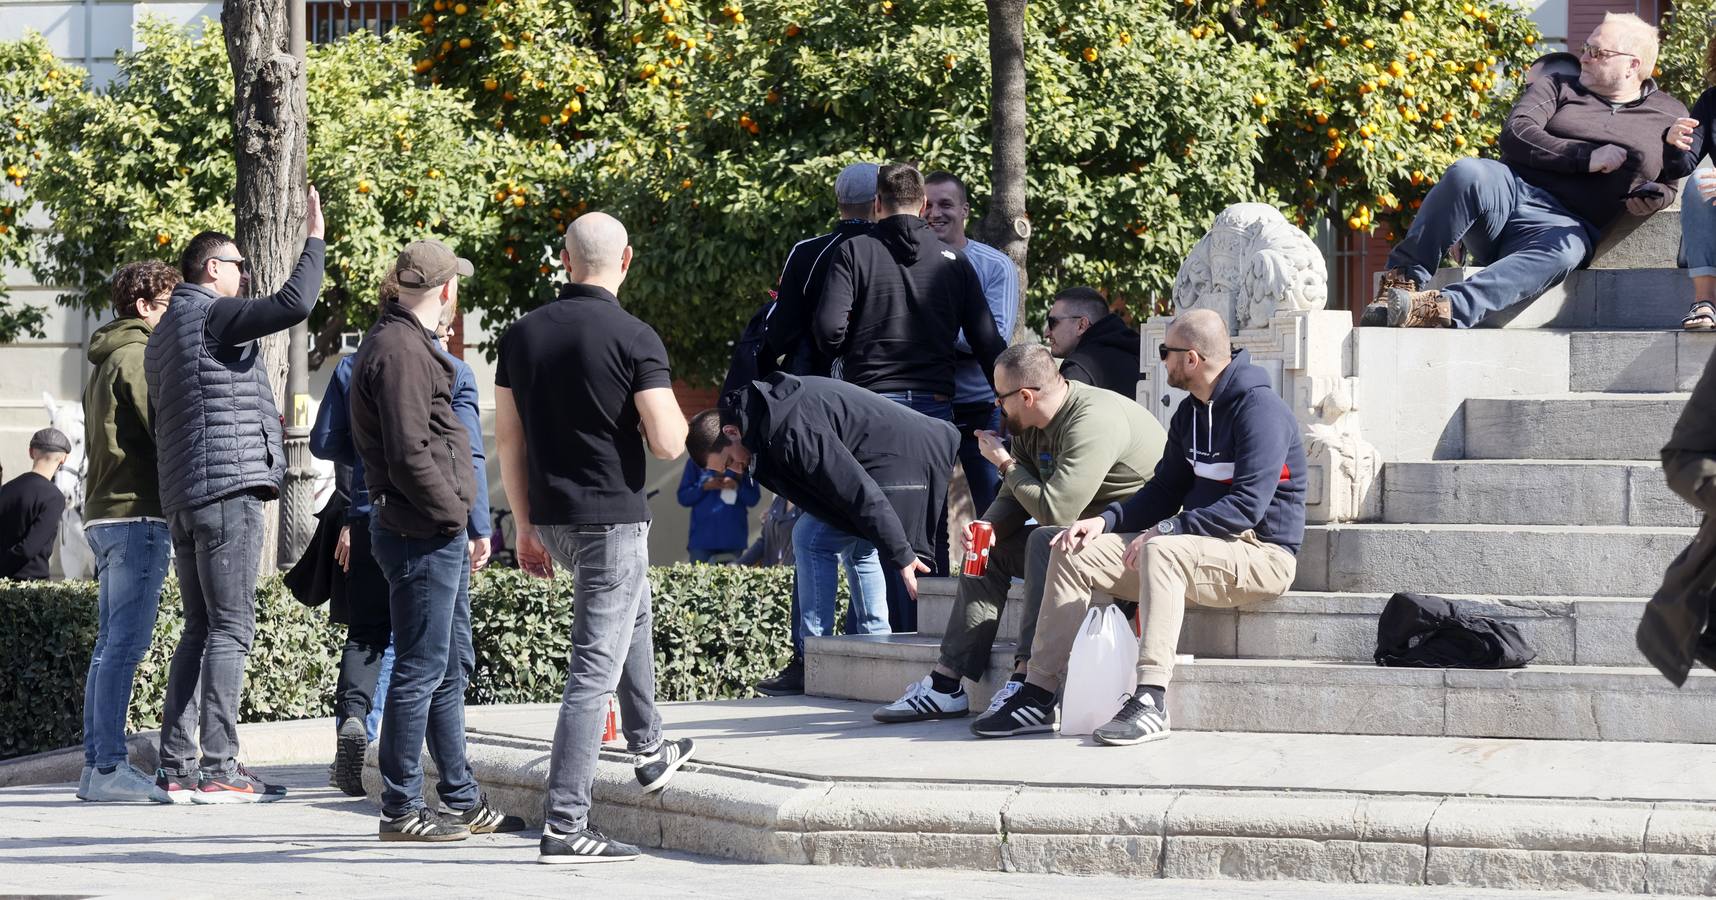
left=348, top=238, right=522, bottom=842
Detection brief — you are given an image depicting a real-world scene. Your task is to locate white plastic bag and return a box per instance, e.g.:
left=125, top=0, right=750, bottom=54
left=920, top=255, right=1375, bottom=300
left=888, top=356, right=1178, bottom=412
left=1060, top=605, right=1141, bottom=736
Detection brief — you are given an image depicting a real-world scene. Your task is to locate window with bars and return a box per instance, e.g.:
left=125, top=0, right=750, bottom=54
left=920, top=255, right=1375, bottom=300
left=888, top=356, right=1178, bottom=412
left=307, top=1, right=413, bottom=43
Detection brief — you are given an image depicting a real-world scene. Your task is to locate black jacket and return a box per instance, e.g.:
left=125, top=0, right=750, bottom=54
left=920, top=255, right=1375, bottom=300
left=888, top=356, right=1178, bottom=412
left=0, top=472, right=64, bottom=579
left=813, top=215, right=1004, bottom=395
left=348, top=303, right=475, bottom=539
left=762, top=220, right=872, bottom=379
left=1060, top=314, right=1141, bottom=398
left=725, top=373, right=959, bottom=569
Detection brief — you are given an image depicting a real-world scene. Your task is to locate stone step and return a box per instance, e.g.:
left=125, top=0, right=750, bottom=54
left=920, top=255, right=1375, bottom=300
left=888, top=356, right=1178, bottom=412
left=913, top=581, right=1652, bottom=668
left=1570, top=330, right=1714, bottom=393
left=1380, top=459, right=1694, bottom=527
left=1463, top=393, right=1687, bottom=460
left=804, top=638, right=1716, bottom=743
left=1429, top=266, right=1690, bottom=329
left=1295, top=523, right=1692, bottom=596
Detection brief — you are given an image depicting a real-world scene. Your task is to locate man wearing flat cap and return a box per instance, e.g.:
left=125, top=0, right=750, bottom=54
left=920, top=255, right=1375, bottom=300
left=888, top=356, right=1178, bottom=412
left=349, top=239, right=521, bottom=842
left=0, top=428, right=70, bottom=580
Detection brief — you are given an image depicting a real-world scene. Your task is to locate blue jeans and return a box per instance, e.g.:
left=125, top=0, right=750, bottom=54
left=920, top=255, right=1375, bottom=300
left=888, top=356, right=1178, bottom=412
left=1683, top=174, right=1716, bottom=278
left=82, top=520, right=171, bottom=769
left=538, top=522, right=663, bottom=833
left=336, top=643, right=393, bottom=744
left=370, top=525, right=479, bottom=818
left=1386, top=158, right=1596, bottom=327
left=794, top=514, right=889, bottom=640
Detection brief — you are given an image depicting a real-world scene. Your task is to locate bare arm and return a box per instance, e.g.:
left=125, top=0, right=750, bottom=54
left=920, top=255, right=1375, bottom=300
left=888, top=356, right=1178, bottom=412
left=635, top=386, right=688, bottom=461
left=494, top=387, right=532, bottom=529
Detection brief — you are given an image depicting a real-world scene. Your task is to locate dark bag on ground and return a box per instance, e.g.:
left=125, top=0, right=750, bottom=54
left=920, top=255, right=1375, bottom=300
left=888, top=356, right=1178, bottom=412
left=1373, top=592, right=1536, bottom=669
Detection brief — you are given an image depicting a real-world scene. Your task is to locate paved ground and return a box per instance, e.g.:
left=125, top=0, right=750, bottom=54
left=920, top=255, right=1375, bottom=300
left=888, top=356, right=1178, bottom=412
left=466, top=698, right=1716, bottom=801
left=1, top=765, right=1695, bottom=899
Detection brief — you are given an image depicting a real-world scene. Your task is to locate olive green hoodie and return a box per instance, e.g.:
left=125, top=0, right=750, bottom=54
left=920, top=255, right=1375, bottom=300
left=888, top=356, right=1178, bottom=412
left=83, top=316, right=160, bottom=521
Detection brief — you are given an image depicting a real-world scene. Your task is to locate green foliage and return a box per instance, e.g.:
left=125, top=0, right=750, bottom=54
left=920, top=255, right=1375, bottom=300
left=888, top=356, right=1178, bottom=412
left=1231, top=0, right=1540, bottom=238
left=0, top=564, right=796, bottom=760
left=1659, top=0, right=1716, bottom=115
left=13, top=19, right=509, bottom=337
left=0, top=33, right=79, bottom=340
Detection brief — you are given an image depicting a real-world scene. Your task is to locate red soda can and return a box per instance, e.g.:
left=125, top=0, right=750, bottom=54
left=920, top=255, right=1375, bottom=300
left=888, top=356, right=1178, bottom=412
left=964, top=521, right=994, bottom=577
left=602, top=695, right=618, bottom=742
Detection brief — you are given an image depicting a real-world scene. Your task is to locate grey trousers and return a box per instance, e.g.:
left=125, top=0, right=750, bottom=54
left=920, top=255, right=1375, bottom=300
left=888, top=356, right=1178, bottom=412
left=935, top=525, right=1057, bottom=681
left=539, top=522, right=663, bottom=832
left=158, top=492, right=264, bottom=776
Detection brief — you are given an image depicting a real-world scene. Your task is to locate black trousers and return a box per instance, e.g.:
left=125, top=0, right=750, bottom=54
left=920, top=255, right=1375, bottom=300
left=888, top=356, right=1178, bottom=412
left=335, top=514, right=393, bottom=723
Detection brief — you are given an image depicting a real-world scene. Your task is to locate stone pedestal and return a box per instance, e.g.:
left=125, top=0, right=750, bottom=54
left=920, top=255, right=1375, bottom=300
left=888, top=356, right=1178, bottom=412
left=1143, top=204, right=1380, bottom=524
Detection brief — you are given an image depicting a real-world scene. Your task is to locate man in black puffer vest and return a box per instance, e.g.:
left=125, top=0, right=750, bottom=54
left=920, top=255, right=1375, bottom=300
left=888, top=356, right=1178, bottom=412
left=144, top=187, right=324, bottom=804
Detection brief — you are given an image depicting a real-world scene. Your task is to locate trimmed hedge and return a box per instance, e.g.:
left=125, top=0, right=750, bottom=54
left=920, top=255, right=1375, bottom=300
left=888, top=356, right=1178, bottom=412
left=1, top=564, right=796, bottom=760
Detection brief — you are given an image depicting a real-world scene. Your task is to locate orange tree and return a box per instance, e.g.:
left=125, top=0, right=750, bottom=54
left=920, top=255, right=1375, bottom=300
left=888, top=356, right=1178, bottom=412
left=13, top=20, right=506, bottom=355
left=415, top=0, right=1282, bottom=382
left=0, top=34, right=79, bottom=341
left=1210, top=0, right=1541, bottom=241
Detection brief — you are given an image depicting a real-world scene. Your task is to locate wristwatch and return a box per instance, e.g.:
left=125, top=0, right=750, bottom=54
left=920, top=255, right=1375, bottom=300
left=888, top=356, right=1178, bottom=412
left=996, top=457, right=1015, bottom=476
left=1155, top=518, right=1177, bottom=535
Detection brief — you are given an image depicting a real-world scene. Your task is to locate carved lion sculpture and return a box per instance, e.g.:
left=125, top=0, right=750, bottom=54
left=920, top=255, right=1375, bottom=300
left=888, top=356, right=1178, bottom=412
left=1172, top=203, right=1329, bottom=332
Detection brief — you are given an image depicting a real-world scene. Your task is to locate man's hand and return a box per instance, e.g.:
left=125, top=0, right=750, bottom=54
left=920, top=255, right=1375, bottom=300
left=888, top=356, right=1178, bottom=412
left=306, top=184, right=325, bottom=240
left=469, top=536, right=491, bottom=571
left=1670, top=117, right=1700, bottom=152
left=1625, top=183, right=1672, bottom=216
left=719, top=476, right=739, bottom=490
left=334, top=523, right=351, bottom=573
left=1698, top=169, right=1716, bottom=204
left=899, top=558, right=932, bottom=600
left=1121, top=526, right=1166, bottom=570
left=1589, top=144, right=1628, bottom=174
left=975, top=429, right=1009, bottom=468
left=701, top=473, right=725, bottom=491
left=517, top=525, right=554, bottom=579
left=1052, top=516, right=1107, bottom=554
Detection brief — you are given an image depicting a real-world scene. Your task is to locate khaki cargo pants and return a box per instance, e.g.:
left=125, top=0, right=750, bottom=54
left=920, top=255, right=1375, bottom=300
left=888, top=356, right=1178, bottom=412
left=1024, top=528, right=1296, bottom=691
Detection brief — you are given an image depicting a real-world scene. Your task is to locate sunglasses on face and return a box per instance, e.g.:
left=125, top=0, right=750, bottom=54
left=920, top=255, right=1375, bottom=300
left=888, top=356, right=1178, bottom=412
left=1158, top=344, right=1194, bottom=361
left=1045, top=314, right=1080, bottom=329
left=1580, top=43, right=1637, bottom=61
left=210, top=255, right=252, bottom=277
left=994, top=385, right=1041, bottom=406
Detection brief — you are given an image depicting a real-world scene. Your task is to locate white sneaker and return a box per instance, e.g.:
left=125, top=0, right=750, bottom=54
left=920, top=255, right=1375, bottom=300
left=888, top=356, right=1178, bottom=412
left=872, top=675, right=970, bottom=723
left=983, top=679, right=1023, bottom=716
left=77, top=765, right=93, bottom=800
left=84, top=764, right=167, bottom=803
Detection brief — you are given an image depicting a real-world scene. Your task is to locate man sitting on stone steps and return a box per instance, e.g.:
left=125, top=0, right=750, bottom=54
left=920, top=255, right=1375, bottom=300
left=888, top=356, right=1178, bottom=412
left=869, top=343, right=1166, bottom=728
left=1361, top=12, right=1696, bottom=329
left=977, top=309, right=1305, bottom=745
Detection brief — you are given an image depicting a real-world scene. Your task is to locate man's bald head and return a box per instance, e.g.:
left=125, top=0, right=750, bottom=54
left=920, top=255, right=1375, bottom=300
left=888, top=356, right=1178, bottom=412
left=563, top=212, right=630, bottom=280
left=1167, top=308, right=1232, bottom=362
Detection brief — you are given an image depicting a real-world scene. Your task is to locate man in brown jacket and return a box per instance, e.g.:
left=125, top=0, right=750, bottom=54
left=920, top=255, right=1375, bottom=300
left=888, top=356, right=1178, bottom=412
left=349, top=239, right=521, bottom=842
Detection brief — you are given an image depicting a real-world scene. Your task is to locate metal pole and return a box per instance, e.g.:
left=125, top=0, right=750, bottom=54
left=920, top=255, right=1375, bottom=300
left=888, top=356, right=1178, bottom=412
left=279, top=0, right=314, bottom=569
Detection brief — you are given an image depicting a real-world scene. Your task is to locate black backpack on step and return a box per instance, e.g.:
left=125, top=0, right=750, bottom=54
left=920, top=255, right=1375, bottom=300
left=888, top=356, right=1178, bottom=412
left=1374, top=592, right=1537, bottom=669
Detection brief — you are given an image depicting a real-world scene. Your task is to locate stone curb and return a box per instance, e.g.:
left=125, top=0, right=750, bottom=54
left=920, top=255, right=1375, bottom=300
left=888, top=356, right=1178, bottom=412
left=0, top=717, right=338, bottom=788
left=389, top=731, right=1716, bottom=895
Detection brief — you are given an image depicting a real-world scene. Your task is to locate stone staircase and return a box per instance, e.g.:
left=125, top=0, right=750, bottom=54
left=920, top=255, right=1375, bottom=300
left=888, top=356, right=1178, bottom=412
left=806, top=320, right=1716, bottom=745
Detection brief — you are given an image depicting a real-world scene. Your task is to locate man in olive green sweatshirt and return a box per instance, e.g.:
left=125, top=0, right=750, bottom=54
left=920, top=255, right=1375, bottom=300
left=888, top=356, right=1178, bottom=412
left=78, top=259, right=179, bottom=803
left=873, top=343, right=1165, bottom=728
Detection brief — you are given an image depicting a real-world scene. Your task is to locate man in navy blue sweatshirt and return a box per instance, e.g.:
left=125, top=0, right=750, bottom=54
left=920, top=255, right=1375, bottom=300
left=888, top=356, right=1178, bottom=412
left=1004, top=309, right=1306, bottom=746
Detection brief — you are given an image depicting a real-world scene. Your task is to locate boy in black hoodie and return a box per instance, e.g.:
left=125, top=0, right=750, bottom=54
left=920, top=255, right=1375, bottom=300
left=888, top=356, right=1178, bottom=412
left=984, top=310, right=1306, bottom=745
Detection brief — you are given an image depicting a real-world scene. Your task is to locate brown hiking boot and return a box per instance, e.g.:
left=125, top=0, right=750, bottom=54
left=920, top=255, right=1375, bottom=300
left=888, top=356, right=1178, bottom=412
left=1360, top=268, right=1417, bottom=327
left=1384, top=286, right=1454, bottom=328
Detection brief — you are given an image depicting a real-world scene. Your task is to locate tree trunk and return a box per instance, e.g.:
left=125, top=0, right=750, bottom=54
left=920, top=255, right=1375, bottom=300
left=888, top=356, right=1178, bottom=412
left=975, top=0, right=1031, bottom=340
left=222, top=0, right=307, bottom=577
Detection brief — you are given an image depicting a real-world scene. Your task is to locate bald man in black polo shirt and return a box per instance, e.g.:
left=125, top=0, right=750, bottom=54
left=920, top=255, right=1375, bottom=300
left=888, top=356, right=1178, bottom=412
left=495, top=212, right=696, bottom=865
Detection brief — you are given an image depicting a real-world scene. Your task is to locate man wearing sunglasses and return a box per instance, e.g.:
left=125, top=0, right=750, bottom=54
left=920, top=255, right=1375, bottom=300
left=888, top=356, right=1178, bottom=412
left=870, top=343, right=1165, bottom=731
left=1046, top=286, right=1141, bottom=397
left=143, top=185, right=325, bottom=804
left=1019, top=309, right=1305, bottom=745
left=1363, top=12, right=1696, bottom=329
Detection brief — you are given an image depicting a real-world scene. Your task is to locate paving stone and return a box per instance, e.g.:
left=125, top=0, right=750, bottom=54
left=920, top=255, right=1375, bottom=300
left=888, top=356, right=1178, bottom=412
left=1002, top=835, right=1162, bottom=877
left=1426, top=848, right=1649, bottom=893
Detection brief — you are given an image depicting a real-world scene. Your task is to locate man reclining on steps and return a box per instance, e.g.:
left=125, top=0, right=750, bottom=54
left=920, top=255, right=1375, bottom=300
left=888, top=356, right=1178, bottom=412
left=869, top=343, right=1166, bottom=727
left=1361, top=12, right=1696, bottom=329
left=977, top=310, right=1306, bottom=744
